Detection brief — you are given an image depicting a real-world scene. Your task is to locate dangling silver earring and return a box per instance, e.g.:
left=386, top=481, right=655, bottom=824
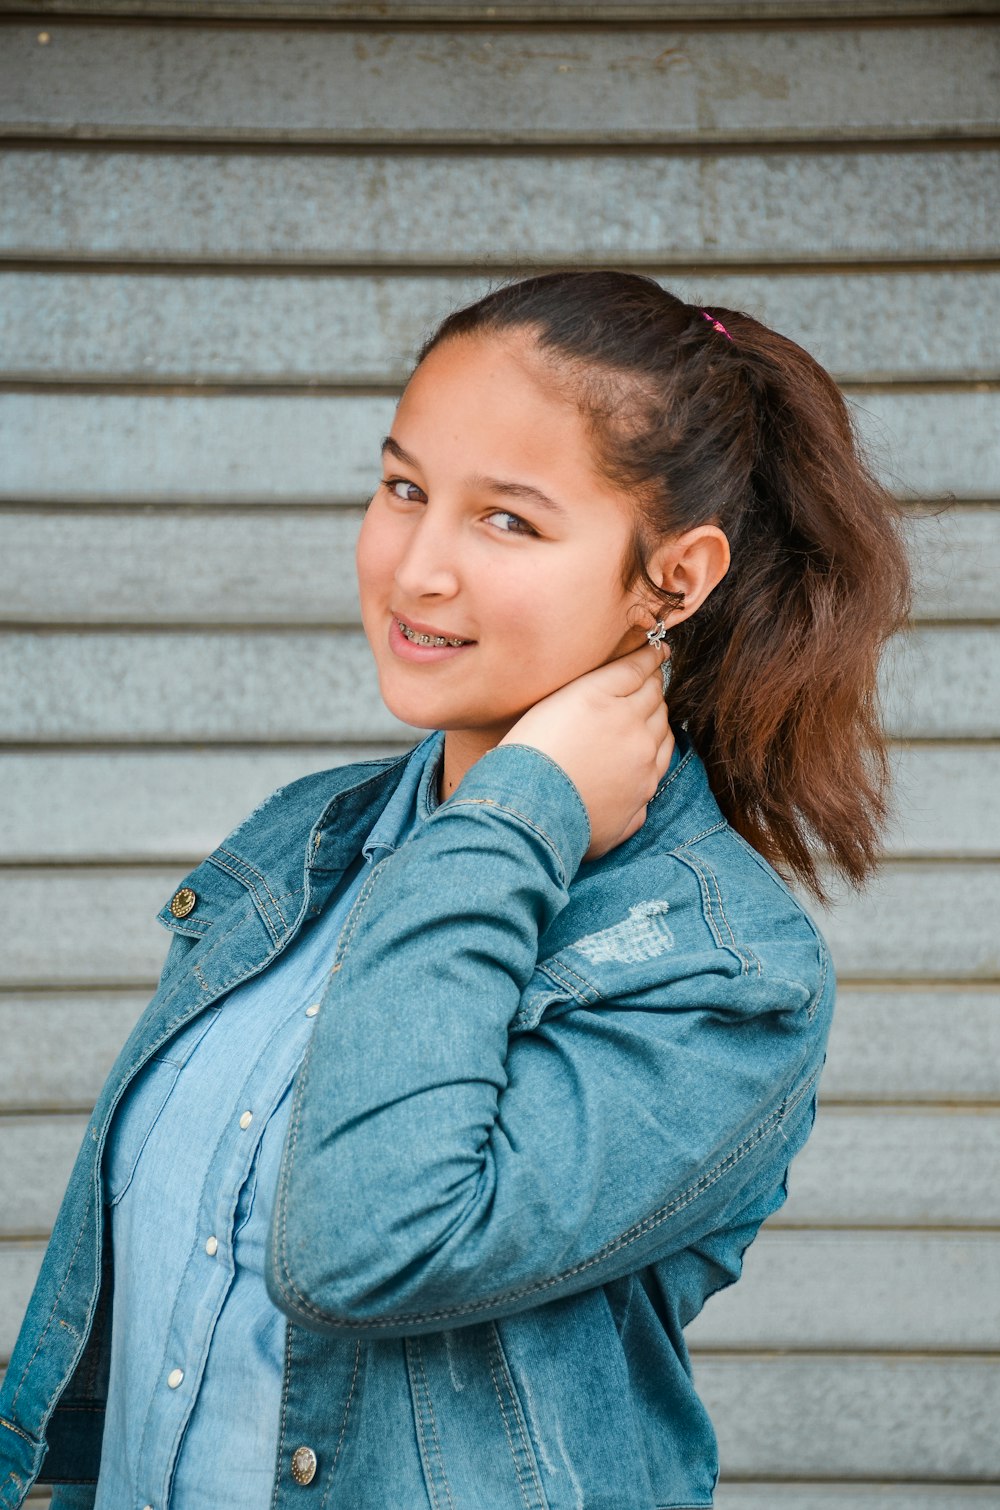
left=645, top=620, right=668, bottom=646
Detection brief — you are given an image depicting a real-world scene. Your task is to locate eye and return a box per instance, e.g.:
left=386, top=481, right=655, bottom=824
left=381, top=477, right=424, bottom=503
left=485, top=509, right=537, bottom=537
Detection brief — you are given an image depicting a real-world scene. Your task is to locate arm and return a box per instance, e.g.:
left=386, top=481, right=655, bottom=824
left=265, top=741, right=828, bottom=1338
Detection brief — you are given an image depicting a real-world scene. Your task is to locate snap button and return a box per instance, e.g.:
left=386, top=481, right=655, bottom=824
left=170, top=887, right=197, bottom=919
left=291, top=1445, right=318, bottom=1485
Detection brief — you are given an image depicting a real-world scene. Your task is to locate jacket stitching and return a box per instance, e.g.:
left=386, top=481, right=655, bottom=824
left=216, top=846, right=289, bottom=931
left=540, top=957, right=599, bottom=1003
left=807, top=940, right=830, bottom=1024
left=318, top=1341, right=363, bottom=1510
left=328, top=863, right=385, bottom=974
left=440, top=797, right=571, bottom=888
left=673, top=849, right=758, bottom=975
left=717, top=827, right=832, bottom=1021
left=0, top=1419, right=33, bottom=1447
left=487, top=1325, right=547, bottom=1510
left=208, top=851, right=281, bottom=942
left=272, top=1061, right=820, bottom=1330
left=405, top=1338, right=456, bottom=1510
left=677, top=821, right=727, bottom=848
left=9, top=1187, right=94, bottom=1411
left=268, top=1316, right=296, bottom=1510
left=647, top=746, right=695, bottom=806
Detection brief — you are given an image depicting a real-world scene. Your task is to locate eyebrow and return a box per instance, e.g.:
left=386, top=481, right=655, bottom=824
left=380, top=434, right=568, bottom=517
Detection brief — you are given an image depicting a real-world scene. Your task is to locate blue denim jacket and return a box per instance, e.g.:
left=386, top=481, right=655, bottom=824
left=0, top=728, right=835, bottom=1510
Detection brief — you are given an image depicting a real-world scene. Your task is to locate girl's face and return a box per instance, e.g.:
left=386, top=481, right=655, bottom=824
left=356, top=331, right=655, bottom=746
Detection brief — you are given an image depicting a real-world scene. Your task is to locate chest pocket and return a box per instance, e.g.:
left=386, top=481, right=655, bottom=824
left=104, top=1010, right=219, bottom=1206
left=105, top=1058, right=182, bottom=1207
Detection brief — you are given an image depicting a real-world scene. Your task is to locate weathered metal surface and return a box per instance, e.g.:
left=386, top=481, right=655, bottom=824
left=0, top=625, right=995, bottom=739
left=0, top=748, right=396, bottom=860
left=3, top=271, right=998, bottom=385
left=3, top=2, right=998, bottom=20
left=0, top=743, right=996, bottom=861
left=0, top=992, right=150, bottom=1111
left=689, top=1231, right=1000, bottom=1350
left=2, top=146, right=995, bottom=264
left=715, top=1490, right=1000, bottom=1510
left=4, top=984, right=997, bottom=1112
left=4, top=1105, right=999, bottom=1237
left=878, top=627, right=1000, bottom=739
left=823, top=987, right=1000, bottom=1102
left=0, top=504, right=995, bottom=625
left=1, top=861, right=997, bottom=986
left=3, top=21, right=997, bottom=144
left=778, top=1107, right=1000, bottom=1226
left=697, top=1355, right=1000, bottom=1477
left=1, top=392, right=995, bottom=501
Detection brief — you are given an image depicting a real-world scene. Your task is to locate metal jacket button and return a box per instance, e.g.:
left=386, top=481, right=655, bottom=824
left=169, top=886, right=197, bottom=919
left=291, top=1445, right=317, bottom=1485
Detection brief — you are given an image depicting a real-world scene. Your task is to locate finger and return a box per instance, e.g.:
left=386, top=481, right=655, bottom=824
left=603, top=636, right=670, bottom=687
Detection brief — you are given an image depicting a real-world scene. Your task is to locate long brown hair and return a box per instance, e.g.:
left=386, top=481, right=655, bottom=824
left=414, top=269, right=913, bottom=904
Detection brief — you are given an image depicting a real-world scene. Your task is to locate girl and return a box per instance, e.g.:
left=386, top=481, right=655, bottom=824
left=1, top=270, right=911, bottom=1509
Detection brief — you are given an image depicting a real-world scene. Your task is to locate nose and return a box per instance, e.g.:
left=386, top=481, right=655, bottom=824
left=392, top=503, right=461, bottom=601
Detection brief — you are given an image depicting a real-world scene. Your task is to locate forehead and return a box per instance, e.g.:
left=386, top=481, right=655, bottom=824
left=396, top=333, right=593, bottom=457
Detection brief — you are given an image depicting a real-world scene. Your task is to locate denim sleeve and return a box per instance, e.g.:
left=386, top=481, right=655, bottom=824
left=265, top=742, right=826, bottom=1338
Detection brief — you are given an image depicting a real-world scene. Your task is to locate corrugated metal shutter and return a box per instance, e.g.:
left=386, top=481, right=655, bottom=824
left=1, top=4, right=998, bottom=1503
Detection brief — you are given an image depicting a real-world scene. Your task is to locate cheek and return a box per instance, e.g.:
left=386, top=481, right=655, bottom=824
left=355, top=511, right=394, bottom=601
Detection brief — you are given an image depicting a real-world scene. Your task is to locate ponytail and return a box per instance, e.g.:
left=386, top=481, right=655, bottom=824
left=414, top=270, right=913, bottom=903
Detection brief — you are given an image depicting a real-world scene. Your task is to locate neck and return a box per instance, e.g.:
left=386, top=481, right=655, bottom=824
left=436, top=726, right=515, bottom=804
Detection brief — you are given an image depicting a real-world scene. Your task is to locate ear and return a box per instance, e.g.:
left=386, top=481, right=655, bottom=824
left=645, top=525, right=731, bottom=625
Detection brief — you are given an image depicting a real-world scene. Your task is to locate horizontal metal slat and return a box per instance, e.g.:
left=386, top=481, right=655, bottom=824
left=696, top=1355, right=1000, bottom=1478
left=3, top=21, right=997, bottom=146
left=5, top=2, right=997, bottom=20
left=2, top=270, right=998, bottom=385
left=1, top=391, right=996, bottom=502
left=2, top=146, right=995, bottom=265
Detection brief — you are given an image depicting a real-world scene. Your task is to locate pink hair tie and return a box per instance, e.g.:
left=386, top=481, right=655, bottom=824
left=700, top=309, right=733, bottom=342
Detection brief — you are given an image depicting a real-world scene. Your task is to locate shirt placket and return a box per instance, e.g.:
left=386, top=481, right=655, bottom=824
left=135, top=997, right=316, bottom=1510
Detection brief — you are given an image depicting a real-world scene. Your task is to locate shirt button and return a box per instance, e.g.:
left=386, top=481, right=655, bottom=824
left=205, top=1235, right=219, bottom=1256
left=169, top=887, right=197, bottom=919
left=305, top=1003, right=320, bottom=1018
left=239, top=1110, right=253, bottom=1130
left=167, top=1368, right=184, bottom=1389
left=290, top=1445, right=318, bottom=1485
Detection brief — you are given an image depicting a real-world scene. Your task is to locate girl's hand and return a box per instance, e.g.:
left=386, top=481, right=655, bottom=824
left=497, top=640, right=674, bottom=861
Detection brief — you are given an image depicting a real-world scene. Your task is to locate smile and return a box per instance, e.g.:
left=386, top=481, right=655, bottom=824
left=397, top=619, right=472, bottom=648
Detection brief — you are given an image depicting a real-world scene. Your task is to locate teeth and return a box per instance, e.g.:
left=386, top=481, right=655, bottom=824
left=398, top=619, right=469, bottom=648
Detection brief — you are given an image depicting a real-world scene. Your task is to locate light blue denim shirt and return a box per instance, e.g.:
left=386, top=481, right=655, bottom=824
left=93, top=730, right=444, bottom=1510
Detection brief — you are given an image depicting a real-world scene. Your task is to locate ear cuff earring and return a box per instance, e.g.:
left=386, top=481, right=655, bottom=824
left=645, top=620, right=668, bottom=646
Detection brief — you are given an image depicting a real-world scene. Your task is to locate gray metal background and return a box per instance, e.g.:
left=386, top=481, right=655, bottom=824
left=1, top=2, right=998, bottom=1503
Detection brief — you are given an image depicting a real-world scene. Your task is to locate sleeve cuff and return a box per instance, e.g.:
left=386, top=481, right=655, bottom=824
left=439, top=741, right=592, bottom=884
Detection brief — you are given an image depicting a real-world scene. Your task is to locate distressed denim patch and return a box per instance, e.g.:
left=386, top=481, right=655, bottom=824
left=571, top=900, right=675, bottom=965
